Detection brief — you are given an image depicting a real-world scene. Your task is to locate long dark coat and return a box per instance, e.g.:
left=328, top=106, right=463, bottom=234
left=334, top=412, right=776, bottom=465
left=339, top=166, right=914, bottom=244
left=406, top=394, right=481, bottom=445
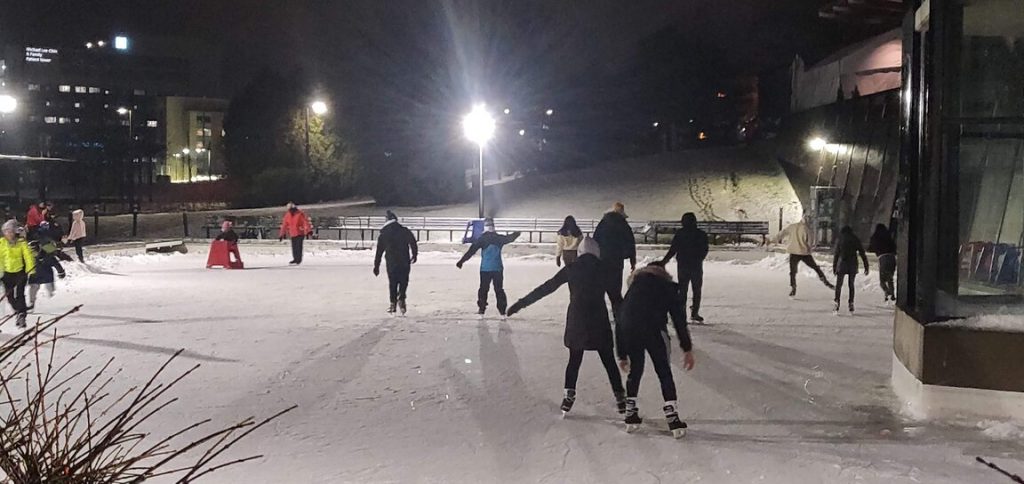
left=509, top=254, right=613, bottom=350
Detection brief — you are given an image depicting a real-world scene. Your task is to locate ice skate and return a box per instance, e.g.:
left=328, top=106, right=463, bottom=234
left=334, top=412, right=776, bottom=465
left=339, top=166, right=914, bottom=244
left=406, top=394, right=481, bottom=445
left=849, top=302, right=855, bottom=314
left=398, top=300, right=407, bottom=316
left=387, top=303, right=397, bottom=315
left=832, top=301, right=840, bottom=316
left=664, top=402, right=687, bottom=439
left=789, top=287, right=796, bottom=298
left=624, top=398, right=641, bottom=432
left=477, top=307, right=486, bottom=319
left=560, top=389, right=576, bottom=417
left=15, top=313, right=26, bottom=329
left=615, top=391, right=627, bottom=415
left=690, top=312, right=705, bottom=324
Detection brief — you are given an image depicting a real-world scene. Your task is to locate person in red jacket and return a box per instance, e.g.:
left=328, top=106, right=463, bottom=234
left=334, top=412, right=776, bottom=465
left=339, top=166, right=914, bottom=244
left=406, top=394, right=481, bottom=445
left=279, top=202, right=312, bottom=265
left=25, top=201, right=46, bottom=240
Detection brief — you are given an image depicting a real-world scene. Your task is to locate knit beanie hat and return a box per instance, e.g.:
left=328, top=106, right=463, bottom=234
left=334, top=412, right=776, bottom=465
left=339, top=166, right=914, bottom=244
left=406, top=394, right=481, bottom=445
left=2, top=219, right=19, bottom=234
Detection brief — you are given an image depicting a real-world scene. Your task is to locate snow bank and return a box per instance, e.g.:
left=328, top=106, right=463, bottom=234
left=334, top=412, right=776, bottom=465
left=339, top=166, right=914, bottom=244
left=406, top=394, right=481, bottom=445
left=980, top=420, right=1024, bottom=440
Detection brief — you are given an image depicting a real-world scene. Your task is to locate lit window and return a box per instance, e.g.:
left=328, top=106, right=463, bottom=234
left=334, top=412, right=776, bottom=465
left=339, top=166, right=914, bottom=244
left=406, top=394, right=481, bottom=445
left=27, top=84, right=40, bottom=91
left=58, top=117, right=70, bottom=124
left=74, top=102, right=82, bottom=109
left=133, top=89, right=146, bottom=96
left=45, top=101, right=51, bottom=107
left=58, top=85, right=71, bottom=93
left=146, top=120, right=158, bottom=128
left=203, top=128, right=212, bottom=137
left=74, top=118, right=81, bottom=123
left=104, top=90, right=110, bottom=95
left=103, top=104, right=109, bottom=109
left=44, top=116, right=57, bottom=124
left=74, top=86, right=87, bottom=93
left=89, top=87, right=101, bottom=94
left=115, top=36, right=129, bottom=50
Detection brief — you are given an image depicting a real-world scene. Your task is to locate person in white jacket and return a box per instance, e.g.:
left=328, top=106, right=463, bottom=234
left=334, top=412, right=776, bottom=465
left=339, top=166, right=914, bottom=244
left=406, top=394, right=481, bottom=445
left=770, top=216, right=834, bottom=297
left=555, top=216, right=583, bottom=267
left=64, top=209, right=87, bottom=263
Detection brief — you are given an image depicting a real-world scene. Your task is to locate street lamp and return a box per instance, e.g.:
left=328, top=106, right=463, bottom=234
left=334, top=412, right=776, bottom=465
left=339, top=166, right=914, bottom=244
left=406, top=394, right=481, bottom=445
left=462, top=103, right=496, bottom=219
left=116, top=107, right=137, bottom=200
left=0, top=95, right=16, bottom=114
left=305, top=100, right=328, bottom=164
left=182, top=148, right=193, bottom=182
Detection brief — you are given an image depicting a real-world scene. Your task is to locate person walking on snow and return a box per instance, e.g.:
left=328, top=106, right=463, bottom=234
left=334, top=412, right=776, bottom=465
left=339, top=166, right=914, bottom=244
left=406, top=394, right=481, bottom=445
left=507, top=238, right=627, bottom=416
left=279, top=202, right=312, bottom=265
left=771, top=216, right=834, bottom=296
left=662, top=212, right=709, bottom=323
left=456, top=218, right=521, bottom=316
left=374, top=210, right=419, bottom=315
left=616, top=261, right=695, bottom=438
left=556, top=215, right=583, bottom=267
left=64, top=209, right=87, bottom=263
left=593, top=202, right=636, bottom=319
left=868, top=223, right=897, bottom=303
left=0, top=220, right=35, bottom=329
left=833, top=226, right=869, bottom=313
left=27, top=239, right=65, bottom=311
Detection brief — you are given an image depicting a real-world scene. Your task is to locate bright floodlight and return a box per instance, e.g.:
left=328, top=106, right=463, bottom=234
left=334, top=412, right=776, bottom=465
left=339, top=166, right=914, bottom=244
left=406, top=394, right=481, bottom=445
left=808, top=137, right=827, bottom=151
left=518, top=129, right=526, bottom=136
left=116, top=107, right=130, bottom=115
left=503, top=107, right=511, bottom=115
left=462, top=104, right=496, bottom=146
left=182, top=148, right=191, bottom=155
left=545, top=108, right=554, bottom=116
left=97, top=40, right=106, bottom=47
left=652, top=122, right=660, bottom=128
left=115, top=36, right=129, bottom=50
left=85, top=42, right=94, bottom=49
left=0, top=95, right=17, bottom=114
left=311, top=101, right=328, bottom=115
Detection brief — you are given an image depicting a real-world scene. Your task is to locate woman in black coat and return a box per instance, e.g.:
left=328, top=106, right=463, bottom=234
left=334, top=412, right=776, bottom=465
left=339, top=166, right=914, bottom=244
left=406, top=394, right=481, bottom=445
left=507, top=237, right=626, bottom=416
left=833, top=226, right=869, bottom=313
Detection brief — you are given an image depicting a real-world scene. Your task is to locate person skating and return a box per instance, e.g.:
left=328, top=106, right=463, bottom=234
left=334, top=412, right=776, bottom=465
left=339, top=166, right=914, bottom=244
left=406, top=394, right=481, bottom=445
left=456, top=218, right=521, bottom=317
left=0, top=220, right=36, bottom=329
left=616, top=261, right=695, bottom=438
left=833, top=226, right=869, bottom=314
left=27, top=238, right=66, bottom=311
left=64, top=209, right=87, bottom=263
left=868, top=223, right=897, bottom=303
left=770, top=216, right=834, bottom=296
left=593, top=202, right=636, bottom=319
left=507, top=238, right=626, bottom=416
left=279, top=202, right=312, bottom=265
left=374, top=210, right=419, bottom=315
left=662, top=212, right=709, bottom=323
left=555, top=215, right=583, bottom=267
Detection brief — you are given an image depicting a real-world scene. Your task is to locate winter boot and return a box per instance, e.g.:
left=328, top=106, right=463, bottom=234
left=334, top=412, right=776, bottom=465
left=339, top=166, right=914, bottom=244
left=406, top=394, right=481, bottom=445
left=624, top=398, right=642, bottom=432
left=664, top=401, right=687, bottom=439
left=560, top=389, right=576, bottom=416
left=614, top=391, right=627, bottom=414
left=387, top=303, right=397, bottom=314
left=398, top=299, right=407, bottom=315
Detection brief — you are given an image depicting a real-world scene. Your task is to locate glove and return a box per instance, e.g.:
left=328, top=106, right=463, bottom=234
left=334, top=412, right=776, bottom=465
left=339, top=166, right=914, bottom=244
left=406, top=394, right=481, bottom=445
left=456, top=261, right=463, bottom=269
left=373, top=267, right=380, bottom=277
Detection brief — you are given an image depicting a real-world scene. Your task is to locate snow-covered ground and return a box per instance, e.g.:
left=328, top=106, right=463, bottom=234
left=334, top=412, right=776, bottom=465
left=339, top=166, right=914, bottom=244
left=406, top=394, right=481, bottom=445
left=8, top=244, right=1023, bottom=483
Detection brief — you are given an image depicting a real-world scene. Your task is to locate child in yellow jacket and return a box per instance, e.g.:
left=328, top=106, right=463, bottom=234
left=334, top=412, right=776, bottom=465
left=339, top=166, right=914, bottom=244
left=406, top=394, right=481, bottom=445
left=1, top=219, right=36, bottom=329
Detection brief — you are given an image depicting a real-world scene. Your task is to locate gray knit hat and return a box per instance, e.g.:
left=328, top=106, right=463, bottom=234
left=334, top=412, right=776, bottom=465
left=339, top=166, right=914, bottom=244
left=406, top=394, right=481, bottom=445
left=2, top=219, right=19, bottom=234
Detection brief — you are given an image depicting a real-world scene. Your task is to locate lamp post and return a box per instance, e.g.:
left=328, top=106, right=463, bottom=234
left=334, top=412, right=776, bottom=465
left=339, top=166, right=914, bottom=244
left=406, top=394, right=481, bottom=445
left=462, top=104, right=496, bottom=219
left=306, top=100, right=328, bottom=164
left=182, top=148, right=192, bottom=182
left=116, top=107, right=135, bottom=201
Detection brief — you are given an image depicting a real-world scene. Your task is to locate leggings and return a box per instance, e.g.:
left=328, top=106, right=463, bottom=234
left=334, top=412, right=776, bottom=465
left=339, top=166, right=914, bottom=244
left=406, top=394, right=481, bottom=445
left=835, top=273, right=856, bottom=304
left=626, top=332, right=677, bottom=402
left=564, top=348, right=625, bottom=394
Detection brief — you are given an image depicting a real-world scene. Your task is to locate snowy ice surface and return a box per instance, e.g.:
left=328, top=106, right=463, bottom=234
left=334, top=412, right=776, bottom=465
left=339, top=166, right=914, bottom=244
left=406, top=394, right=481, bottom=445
left=7, top=245, right=1023, bottom=483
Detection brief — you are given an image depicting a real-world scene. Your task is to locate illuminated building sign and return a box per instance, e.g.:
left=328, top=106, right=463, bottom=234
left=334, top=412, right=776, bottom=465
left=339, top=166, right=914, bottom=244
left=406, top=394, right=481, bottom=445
left=25, top=47, right=59, bottom=64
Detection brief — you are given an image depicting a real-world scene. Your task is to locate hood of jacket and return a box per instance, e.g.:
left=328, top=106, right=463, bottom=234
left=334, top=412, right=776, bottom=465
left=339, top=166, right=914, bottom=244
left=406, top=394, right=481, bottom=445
left=72, top=209, right=85, bottom=221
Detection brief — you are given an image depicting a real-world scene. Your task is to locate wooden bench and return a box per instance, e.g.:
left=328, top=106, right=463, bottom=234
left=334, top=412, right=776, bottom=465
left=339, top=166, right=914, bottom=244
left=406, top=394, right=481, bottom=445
left=642, top=220, right=771, bottom=244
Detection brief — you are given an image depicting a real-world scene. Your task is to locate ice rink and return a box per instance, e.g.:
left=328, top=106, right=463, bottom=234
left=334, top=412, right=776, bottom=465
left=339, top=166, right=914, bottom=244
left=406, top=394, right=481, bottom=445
left=11, top=244, right=1023, bottom=483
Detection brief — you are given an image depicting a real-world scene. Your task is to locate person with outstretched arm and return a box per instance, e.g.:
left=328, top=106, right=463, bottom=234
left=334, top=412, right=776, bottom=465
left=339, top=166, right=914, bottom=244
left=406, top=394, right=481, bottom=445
left=507, top=238, right=626, bottom=416
left=662, top=212, right=709, bottom=323
left=833, top=226, right=869, bottom=314
left=616, top=261, right=695, bottom=438
left=770, top=215, right=834, bottom=297
left=593, top=202, right=636, bottom=319
left=374, top=210, right=419, bottom=315
left=456, top=218, right=521, bottom=317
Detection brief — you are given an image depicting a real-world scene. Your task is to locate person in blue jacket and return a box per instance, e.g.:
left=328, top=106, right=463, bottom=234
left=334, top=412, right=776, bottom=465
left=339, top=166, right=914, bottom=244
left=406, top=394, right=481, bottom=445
left=456, top=218, right=521, bottom=316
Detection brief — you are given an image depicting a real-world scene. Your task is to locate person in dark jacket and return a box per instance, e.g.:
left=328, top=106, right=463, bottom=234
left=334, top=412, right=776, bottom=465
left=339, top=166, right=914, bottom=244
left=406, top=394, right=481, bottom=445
left=507, top=238, right=626, bottom=415
left=868, top=223, right=897, bottom=303
left=27, top=239, right=66, bottom=311
left=616, top=262, right=695, bottom=437
left=662, top=212, right=709, bottom=322
left=833, top=226, right=869, bottom=313
left=374, top=210, right=419, bottom=315
left=592, top=202, right=636, bottom=319
left=214, top=220, right=240, bottom=243
left=456, top=218, right=521, bottom=316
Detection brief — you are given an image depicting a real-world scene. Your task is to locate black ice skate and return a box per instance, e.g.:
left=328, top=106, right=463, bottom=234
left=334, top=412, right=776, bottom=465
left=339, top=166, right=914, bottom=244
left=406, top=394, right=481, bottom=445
left=387, top=303, right=397, bottom=314
left=690, top=313, right=705, bottom=324
left=833, top=301, right=840, bottom=316
left=624, top=398, right=642, bottom=432
left=560, top=389, right=576, bottom=417
left=849, top=302, right=855, bottom=314
left=663, top=402, right=687, bottom=439
left=789, top=287, right=797, bottom=298
left=615, top=391, right=627, bottom=415
left=398, top=300, right=407, bottom=316
left=15, top=313, right=27, bottom=329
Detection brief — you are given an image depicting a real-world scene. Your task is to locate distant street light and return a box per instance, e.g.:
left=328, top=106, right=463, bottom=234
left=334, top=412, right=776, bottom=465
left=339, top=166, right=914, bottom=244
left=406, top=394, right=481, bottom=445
left=652, top=122, right=660, bottom=128
left=503, top=108, right=511, bottom=115
left=305, top=100, right=328, bottom=163
left=545, top=109, right=554, bottom=116
left=462, top=104, right=496, bottom=219
left=0, top=95, right=17, bottom=114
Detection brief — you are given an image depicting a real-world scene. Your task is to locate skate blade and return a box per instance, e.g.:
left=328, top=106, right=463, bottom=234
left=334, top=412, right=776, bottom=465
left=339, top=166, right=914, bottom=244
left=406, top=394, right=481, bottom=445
left=561, top=411, right=568, bottom=419
left=672, top=428, right=686, bottom=439
left=625, top=424, right=640, bottom=433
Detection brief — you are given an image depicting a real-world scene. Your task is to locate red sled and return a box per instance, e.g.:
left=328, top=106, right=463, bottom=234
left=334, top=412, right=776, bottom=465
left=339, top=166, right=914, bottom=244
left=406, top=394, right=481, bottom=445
left=207, top=240, right=244, bottom=269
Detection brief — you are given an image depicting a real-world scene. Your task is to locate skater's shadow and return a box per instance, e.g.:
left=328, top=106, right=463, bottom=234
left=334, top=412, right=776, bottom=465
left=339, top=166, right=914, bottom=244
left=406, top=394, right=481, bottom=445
left=49, top=335, right=237, bottom=363
left=440, top=321, right=541, bottom=480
